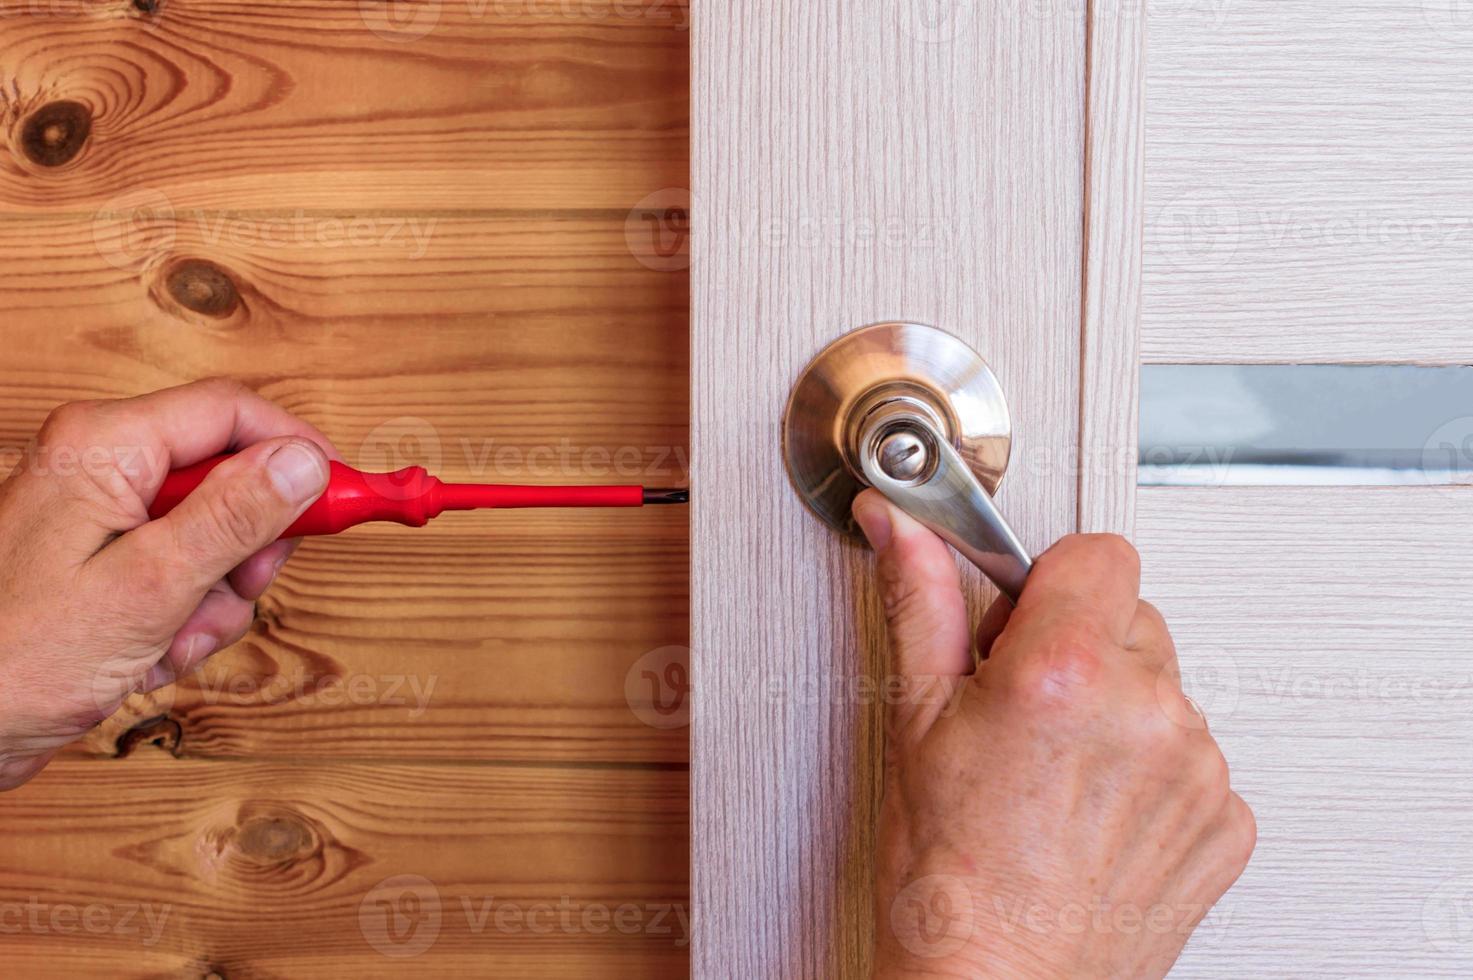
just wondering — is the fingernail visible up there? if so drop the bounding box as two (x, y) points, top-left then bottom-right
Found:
(183, 634), (218, 671)
(853, 495), (893, 551)
(267, 442), (327, 504)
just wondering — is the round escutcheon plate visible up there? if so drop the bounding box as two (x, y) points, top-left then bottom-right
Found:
(781, 322), (1014, 538)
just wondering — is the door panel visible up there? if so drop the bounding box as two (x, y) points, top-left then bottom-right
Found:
(1144, 0), (1473, 363)
(1081, 0), (1146, 533)
(1139, 487), (1473, 976)
(1143, 0), (1473, 974)
(692, 1), (1088, 973)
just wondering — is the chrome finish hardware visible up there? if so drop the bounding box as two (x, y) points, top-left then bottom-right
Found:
(782, 322), (1034, 602)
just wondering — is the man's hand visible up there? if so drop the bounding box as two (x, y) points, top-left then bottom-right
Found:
(0, 379), (338, 790)
(853, 490), (1256, 979)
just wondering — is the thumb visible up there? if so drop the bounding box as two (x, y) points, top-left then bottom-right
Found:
(102, 438), (329, 623)
(852, 490), (973, 739)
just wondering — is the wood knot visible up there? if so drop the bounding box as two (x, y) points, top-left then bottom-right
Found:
(235, 814), (315, 863)
(20, 100), (92, 168)
(199, 800), (367, 893)
(165, 259), (240, 318)
(133, 0), (163, 12)
(115, 715), (183, 759)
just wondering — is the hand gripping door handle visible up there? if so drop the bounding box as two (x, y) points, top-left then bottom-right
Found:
(781, 322), (1034, 604)
(856, 408), (1033, 604)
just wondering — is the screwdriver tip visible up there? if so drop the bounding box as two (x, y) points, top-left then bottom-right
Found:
(643, 488), (690, 505)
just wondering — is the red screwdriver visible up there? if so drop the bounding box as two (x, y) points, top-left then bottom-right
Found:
(149, 454), (689, 540)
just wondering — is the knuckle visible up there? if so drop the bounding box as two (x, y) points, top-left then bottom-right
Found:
(1003, 627), (1106, 708)
(38, 401), (99, 446)
(1189, 744), (1233, 798)
(1038, 532), (1140, 571)
(1136, 599), (1166, 628)
(1085, 533), (1141, 573)
(197, 482), (273, 554)
(1132, 601), (1175, 650)
(198, 376), (250, 400)
(1124, 696), (1182, 747)
(1223, 795), (1259, 867)
(877, 562), (926, 626)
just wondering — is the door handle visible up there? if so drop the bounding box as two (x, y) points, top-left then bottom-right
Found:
(782, 322), (1033, 602)
(856, 405), (1033, 603)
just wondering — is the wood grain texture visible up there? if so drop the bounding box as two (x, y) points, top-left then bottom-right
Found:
(692, 1), (1085, 974)
(1143, 0), (1473, 364)
(0, 0), (689, 212)
(64, 510), (689, 765)
(1078, 0), (1143, 534)
(1137, 486), (1473, 977)
(0, 214), (688, 460)
(0, 756), (689, 978)
(0, 1), (690, 976)
(0, 214), (690, 767)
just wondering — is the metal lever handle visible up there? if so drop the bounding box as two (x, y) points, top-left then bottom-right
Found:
(858, 412), (1033, 603)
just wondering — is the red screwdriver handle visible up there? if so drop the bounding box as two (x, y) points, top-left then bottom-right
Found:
(148, 454), (648, 540)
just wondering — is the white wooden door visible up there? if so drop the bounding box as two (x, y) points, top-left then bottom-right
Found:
(694, 0), (1469, 976)
(692, 1), (1132, 975)
(1141, 2), (1473, 976)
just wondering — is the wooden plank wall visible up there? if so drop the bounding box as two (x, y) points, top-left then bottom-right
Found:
(1142, 1), (1473, 974)
(0, 1), (691, 976)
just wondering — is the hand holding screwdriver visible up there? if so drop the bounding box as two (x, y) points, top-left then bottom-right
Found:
(0, 380), (338, 788)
